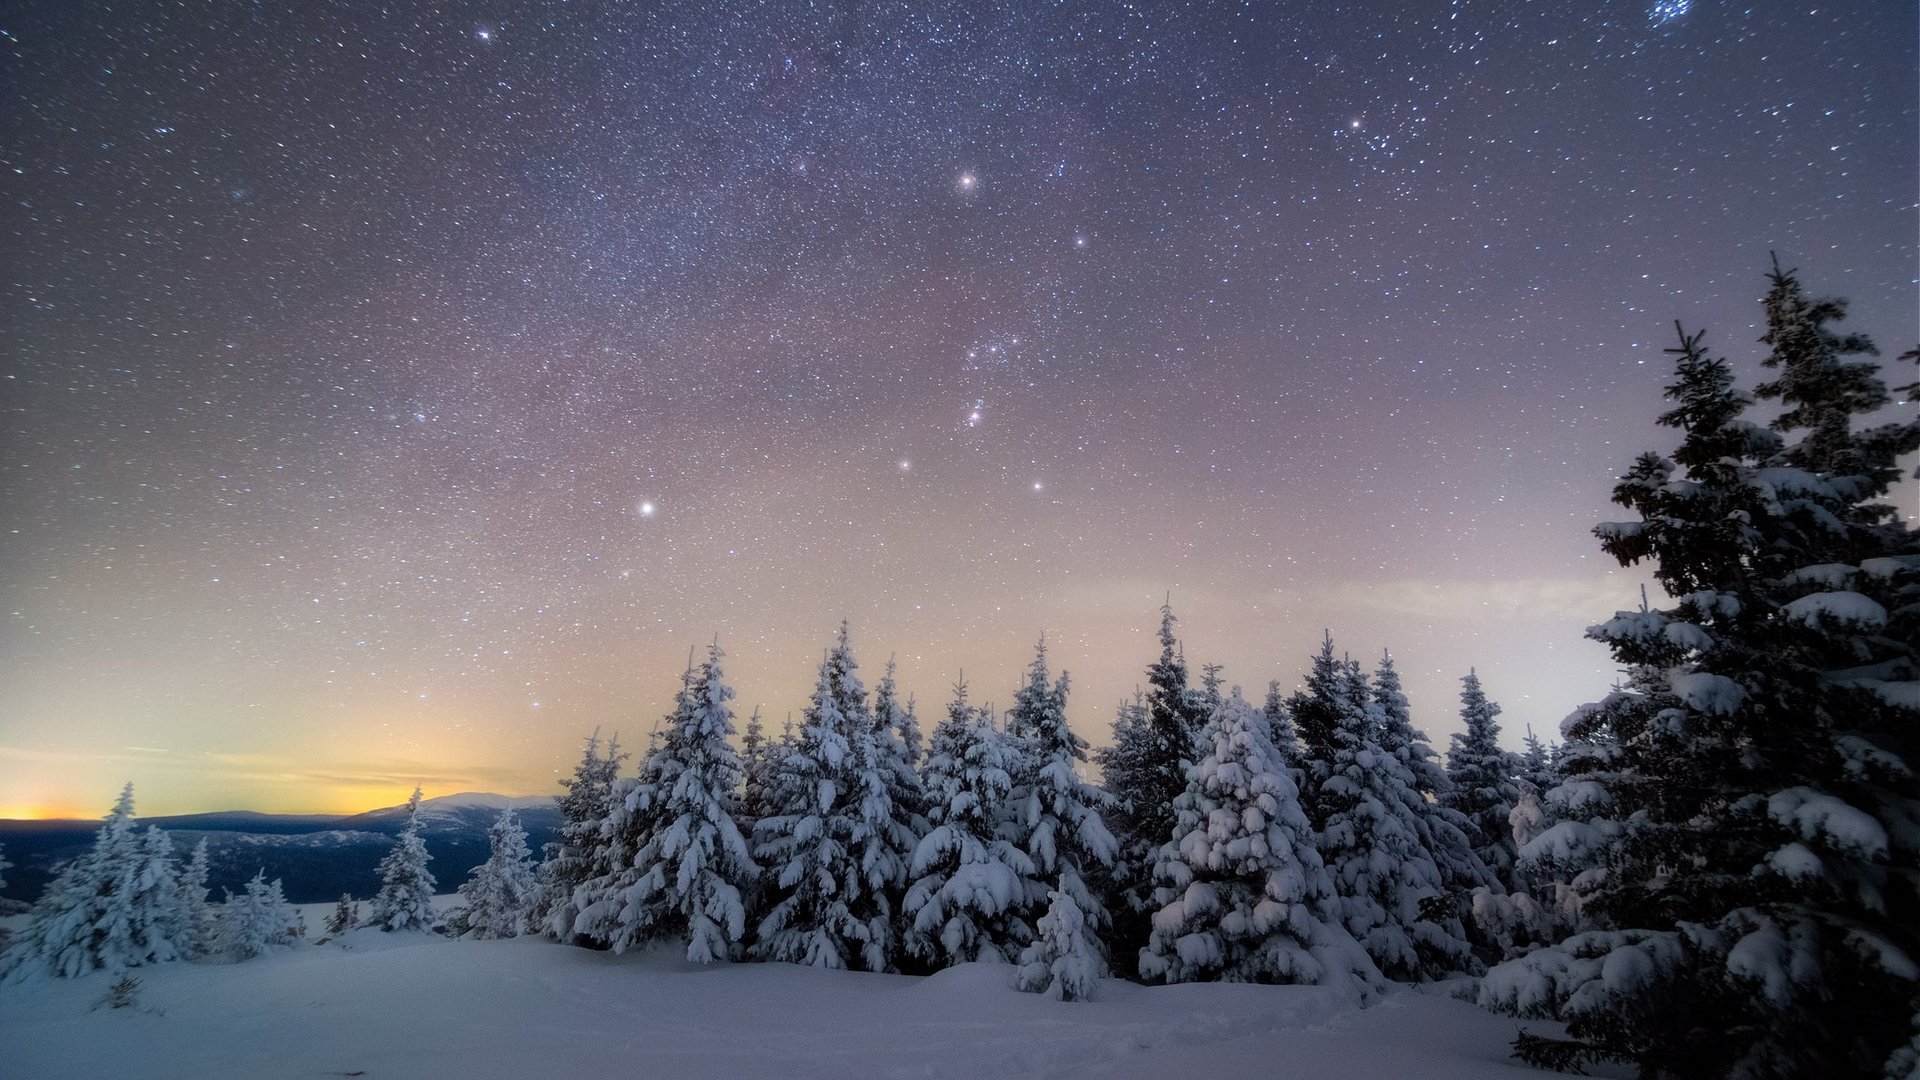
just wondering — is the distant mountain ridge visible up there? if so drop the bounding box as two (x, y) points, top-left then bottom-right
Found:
(0, 792), (564, 907)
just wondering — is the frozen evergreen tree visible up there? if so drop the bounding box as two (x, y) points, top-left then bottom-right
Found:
(1139, 689), (1379, 994)
(573, 643), (758, 961)
(217, 871), (301, 960)
(325, 894), (358, 936)
(132, 825), (188, 955)
(538, 729), (625, 941)
(1516, 726), (1557, 796)
(1318, 661), (1473, 980)
(1287, 632), (1350, 828)
(1370, 652), (1493, 935)
(1016, 880), (1103, 1001)
(370, 787), (437, 932)
(1757, 252), (1916, 512)
(1197, 662), (1227, 713)
(1100, 603), (1209, 953)
(1444, 670), (1521, 887)
(753, 623), (904, 971)
(739, 706), (777, 824)
(1003, 640), (1117, 967)
(898, 692), (926, 767)
(902, 678), (1034, 966)
(869, 657), (930, 924)
(1093, 690), (1157, 969)
(1483, 271), (1920, 1078)
(453, 808), (540, 940)
(1, 784), (187, 980)
(1136, 603), (1203, 855)
(1262, 680), (1299, 766)
(0, 841), (9, 891)
(177, 838), (215, 958)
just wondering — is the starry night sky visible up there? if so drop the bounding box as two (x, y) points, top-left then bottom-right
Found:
(3, 0), (1914, 816)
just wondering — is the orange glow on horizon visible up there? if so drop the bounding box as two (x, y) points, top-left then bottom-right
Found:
(0, 803), (96, 822)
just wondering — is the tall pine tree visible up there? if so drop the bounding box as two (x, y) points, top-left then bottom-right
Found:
(1444, 670), (1521, 888)
(1483, 266), (1920, 1077)
(1288, 632), (1350, 829)
(1317, 661), (1472, 980)
(370, 787), (436, 932)
(902, 677), (1034, 966)
(538, 730), (625, 941)
(1139, 689), (1378, 994)
(753, 623), (903, 971)
(573, 643), (758, 961)
(1003, 640), (1117, 970)
(1093, 690), (1157, 969)
(452, 807), (540, 940)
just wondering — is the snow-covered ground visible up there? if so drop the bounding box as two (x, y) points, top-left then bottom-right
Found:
(2, 902), (1611, 1080)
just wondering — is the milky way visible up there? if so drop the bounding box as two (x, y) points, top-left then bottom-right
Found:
(3, 1), (1913, 815)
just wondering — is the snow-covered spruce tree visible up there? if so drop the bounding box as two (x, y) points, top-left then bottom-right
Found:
(1017, 878), (1103, 1001)
(132, 825), (188, 954)
(1262, 680), (1300, 767)
(217, 871), (301, 961)
(574, 643), (758, 962)
(1092, 690), (1157, 969)
(1286, 632), (1349, 829)
(739, 706), (777, 824)
(1443, 669), (1521, 888)
(1133, 603), (1204, 862)
(869, 657), (930, 933)
(1139, 689), (1379, 994)
(0, 841), (9, 891)
(1371, 652), (1492, 905)
(177, 838), (216, 959)
(753, 623), (904, 971)
(1514, 726), (1557, 798)
(538, 729), (625, 941)
(370, 787), (437, 932)
(452, 807), (540, 940)
(1003, 640), (1117, 970)
(1482, 278), (1920, 1077)
(1, 784), (187, 980)
(898, 692), (925, 767)
(1314, 659), (1472, 981)
(1098, 605), (1209, 965)
(902, 678), (1035, 966)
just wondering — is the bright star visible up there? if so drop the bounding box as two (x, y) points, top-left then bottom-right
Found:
(957, 172), (977, 191)
(638, 501), (656, 517)
(898, 460), (912, 472)
(475, 27), (493, 41)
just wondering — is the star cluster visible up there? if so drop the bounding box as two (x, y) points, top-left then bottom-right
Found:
(2, 1), (1913, 815)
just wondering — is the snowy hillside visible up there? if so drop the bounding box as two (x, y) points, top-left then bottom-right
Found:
(1, 902), (1614, 1080)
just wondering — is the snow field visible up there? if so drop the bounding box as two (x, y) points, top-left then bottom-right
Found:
(2, 907), (1607, 1080)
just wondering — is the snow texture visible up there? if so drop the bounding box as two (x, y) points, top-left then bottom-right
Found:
(1781, 590), (1889, 630)
(1, 898), (1587, 1080)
